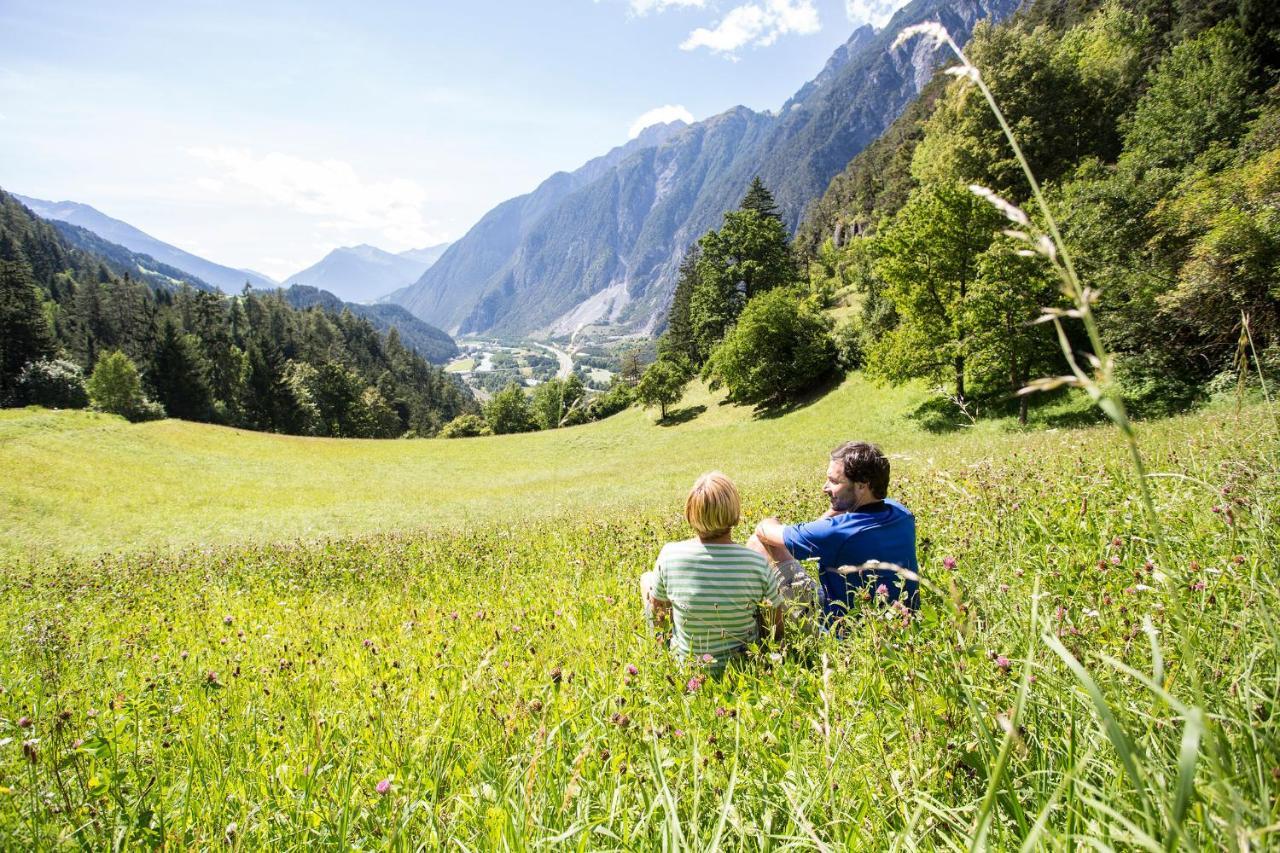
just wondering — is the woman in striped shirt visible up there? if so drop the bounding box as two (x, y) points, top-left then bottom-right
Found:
(641, 472), (784, 673)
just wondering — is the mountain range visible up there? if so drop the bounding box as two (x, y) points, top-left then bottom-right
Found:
(386, 0), (1021, 339)
(13, 194), (278, 293)
(282, 242), (450, 305)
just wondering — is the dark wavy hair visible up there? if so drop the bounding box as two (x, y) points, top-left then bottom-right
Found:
(830, 440), (890, 499)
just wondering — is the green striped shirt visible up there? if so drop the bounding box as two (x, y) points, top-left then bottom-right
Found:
(652, 540), (782, 666)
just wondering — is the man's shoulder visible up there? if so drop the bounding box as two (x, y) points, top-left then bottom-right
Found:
(885, 498), (915, 519)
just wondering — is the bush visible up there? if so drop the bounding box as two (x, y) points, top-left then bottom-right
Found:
(584, 377), (636, 421)
(439, 413), (493, 438)
(85, 350), (165, 422)
(484, 383), (537, 434)
(704, 289), (836, 407)
(16, 358), (88, 409)
(832, 319), (864, 371)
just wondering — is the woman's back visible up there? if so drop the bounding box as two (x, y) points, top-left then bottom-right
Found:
(652, 539), (779, 667)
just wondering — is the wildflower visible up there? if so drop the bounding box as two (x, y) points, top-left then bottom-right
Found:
(625, 664), (638, 676)
(449, 611), (459, 621)
(225, 822), (238, 840)
(715, 706), (728, 718)
(1110, 555), (1121, 566)
(180, 650), (189, 660)
(1190, 580), (1206, 592)
(701, 654), (714, 665)
(550, 667), (563, 684)
(1054, 606), (1066, 620)
(17, 716), (31, 729)
(943, 556), (957, 570)
(686, 676), (704, 693)
(362, 639), (374, 649)
(223, 616), (233, 626)
(673, 728), (685, 737)
(23, 740), (38, 763)
(375, 778), (392, 795)
(999, 584), (1010, 593)
(995, 655), (1011, 672)
(875, 583), (889, 599)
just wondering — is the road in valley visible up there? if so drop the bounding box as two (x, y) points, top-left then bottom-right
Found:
(534, 343), (574, 380)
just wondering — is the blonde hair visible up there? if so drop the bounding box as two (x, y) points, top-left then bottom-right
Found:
(685, 471), (741, 539)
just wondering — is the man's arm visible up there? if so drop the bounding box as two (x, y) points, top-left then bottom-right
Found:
(753, 517), (787, 548)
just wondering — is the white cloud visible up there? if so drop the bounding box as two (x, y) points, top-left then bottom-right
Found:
(185, 146), (438, 249)
(628, 104), (694, 138)
(680, 0), (820, 56)
(628, 0), (706, 13)
(845, 0), (911, 29)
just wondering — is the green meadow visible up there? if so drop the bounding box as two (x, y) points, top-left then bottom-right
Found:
(5, 377), (948, 562)
(1, 382), (1278, 848)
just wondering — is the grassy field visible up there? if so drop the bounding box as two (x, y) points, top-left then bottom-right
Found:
(1, 376), (954, 561)
(1, 380), (1277, 847)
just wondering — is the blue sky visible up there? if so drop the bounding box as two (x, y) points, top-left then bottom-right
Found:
(0, 0), (910, 279)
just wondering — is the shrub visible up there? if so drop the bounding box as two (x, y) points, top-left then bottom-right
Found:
(584, 377), (635, 421)
(832, 319), (864, 371)
(85, 350), (165, 422)
(439, 413), (493, 438)
(704, 289), (836, 406)
(484, 383), (537, 434)
(16, 358), (88, 409)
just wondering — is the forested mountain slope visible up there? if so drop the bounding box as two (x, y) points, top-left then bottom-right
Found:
(14, 193), (277, 293)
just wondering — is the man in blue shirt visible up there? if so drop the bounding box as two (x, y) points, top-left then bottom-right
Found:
(748, 440), (918, 620)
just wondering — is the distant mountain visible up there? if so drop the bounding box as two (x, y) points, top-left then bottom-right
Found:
(12, 194), (277, 294)
(276, 284), (458, 364)
(388, 0), (1019, 338)
(397, 243), (451, 266)
(384, 120), (690, 331)
(43, 218), (219, 293)
(283, 244), (439, 305)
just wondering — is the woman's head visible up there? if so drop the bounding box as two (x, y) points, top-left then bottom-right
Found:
(685, 471), (741, 540)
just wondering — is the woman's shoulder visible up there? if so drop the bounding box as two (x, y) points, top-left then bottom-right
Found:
(657, 538), (705, 559)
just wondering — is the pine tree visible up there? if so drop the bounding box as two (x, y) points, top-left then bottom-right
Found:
(659, 244), (700, 364)
(150, 317), (214, 421)
(740, 176), (781, 220)
(0, 234), (54, 400)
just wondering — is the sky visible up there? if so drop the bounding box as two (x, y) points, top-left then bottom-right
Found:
(0, 0), (912, 280)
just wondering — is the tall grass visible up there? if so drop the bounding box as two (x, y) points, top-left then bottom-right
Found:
(0, 404), (1275, 847)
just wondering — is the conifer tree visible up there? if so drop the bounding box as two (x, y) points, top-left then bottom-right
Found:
(0, 234), (54, 400)
(740, 176), (781, 220)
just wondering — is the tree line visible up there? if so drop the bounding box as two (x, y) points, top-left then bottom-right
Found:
(0, 190), (475, 437)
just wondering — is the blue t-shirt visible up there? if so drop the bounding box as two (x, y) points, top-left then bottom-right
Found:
(782, 499), (919, 617)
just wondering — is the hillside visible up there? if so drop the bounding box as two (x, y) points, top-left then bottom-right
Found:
(13, 193), (277, 293)
(276, 284), (458, 364)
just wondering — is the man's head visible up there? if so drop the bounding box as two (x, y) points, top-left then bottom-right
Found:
(685, 471), (741, 539)
(826, 441), (890, 512)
